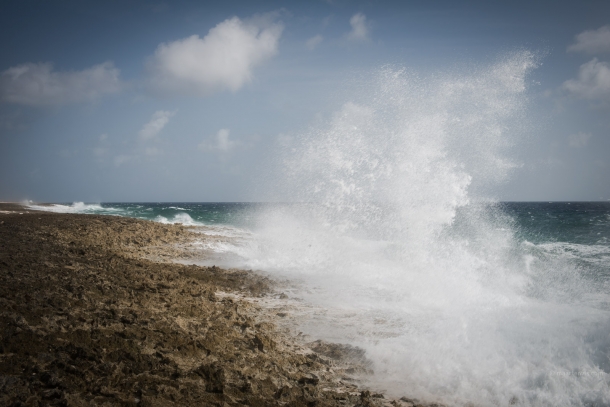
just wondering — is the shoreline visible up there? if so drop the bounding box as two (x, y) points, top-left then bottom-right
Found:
(0, 203), (435, 407)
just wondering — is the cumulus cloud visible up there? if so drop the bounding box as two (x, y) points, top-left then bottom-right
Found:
(0, 62), (121, 106)
(198, 128), (241, 152)
(139, 110), (175, 140)
(563, 58), (610, 100)
(306, 35), (323, 50)
(568, 132), (592, 148)
(347, 13), (370, 42)
(568, 25), (610, 55)
(147, 14), (283, 95)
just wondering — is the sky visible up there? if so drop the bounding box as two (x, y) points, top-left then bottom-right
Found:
(0, 0), (609, 202)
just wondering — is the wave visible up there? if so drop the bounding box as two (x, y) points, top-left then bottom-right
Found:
(154, 212), (204, 226)
(26, 201), (122, 214)
(239, 52), (610, 406)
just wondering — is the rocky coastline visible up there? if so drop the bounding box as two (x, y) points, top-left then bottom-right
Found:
(0, 203), (438, 407)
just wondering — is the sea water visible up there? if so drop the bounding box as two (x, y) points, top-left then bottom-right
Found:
(28, 51), (610, 406)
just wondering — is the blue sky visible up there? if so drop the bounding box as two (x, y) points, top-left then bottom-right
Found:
(1, 0), (609, 202)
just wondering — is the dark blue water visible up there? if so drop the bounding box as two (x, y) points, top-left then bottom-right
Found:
(502, 202), (610, 246)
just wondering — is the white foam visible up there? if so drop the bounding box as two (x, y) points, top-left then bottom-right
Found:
(195, 225), (252, 239)
(27, 202), (121, 214)
(154, 212), (203, 226)
(234, 52), (610, 406)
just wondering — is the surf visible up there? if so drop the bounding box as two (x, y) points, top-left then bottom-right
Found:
(241, 51), (610, 406)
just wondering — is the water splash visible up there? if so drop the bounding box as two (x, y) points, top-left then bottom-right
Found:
(243, 51), (610, 406)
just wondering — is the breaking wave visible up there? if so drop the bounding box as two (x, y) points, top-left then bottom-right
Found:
(239, 52), (610, 406)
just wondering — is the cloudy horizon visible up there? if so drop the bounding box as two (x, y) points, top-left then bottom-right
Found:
(1, 1), (609, 202)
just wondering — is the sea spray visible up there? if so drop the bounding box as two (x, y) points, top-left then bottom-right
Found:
(242, 51), (610, 406)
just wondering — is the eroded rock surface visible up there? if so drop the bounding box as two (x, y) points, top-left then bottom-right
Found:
(0, 206), (438, 407)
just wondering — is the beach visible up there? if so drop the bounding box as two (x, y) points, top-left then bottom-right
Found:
(0, 203), (428, 407)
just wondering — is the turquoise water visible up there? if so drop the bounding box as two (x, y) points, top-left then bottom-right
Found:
(28, 201), (610, 286)
(29, 201), (610, 247)
(29, 200), (610, 293)
(28, 201), (261, 227)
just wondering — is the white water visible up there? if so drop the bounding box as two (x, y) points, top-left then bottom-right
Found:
(154, 212), (205, 226)
(237, 52), (610, 406)
(26, 201), (115, 213)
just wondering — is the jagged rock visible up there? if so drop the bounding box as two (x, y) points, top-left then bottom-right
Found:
(0, 204), (437, 407)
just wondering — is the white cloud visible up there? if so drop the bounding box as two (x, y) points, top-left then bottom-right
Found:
(199, 128), (241, 152)
(568, 132), (592, 148)
(347, 13), (370, 42)
(216, 129), (236, 151)
(147, 14), (283, 95)
(567, 25), (610, 55)
(139, 110), (175, 140)
(0, 62), (121, 106)
(306, 35), (323, 50)
(563, 58), (610, 100)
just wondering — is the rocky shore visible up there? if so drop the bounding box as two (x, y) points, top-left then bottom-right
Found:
(0, 204), (437, 407)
